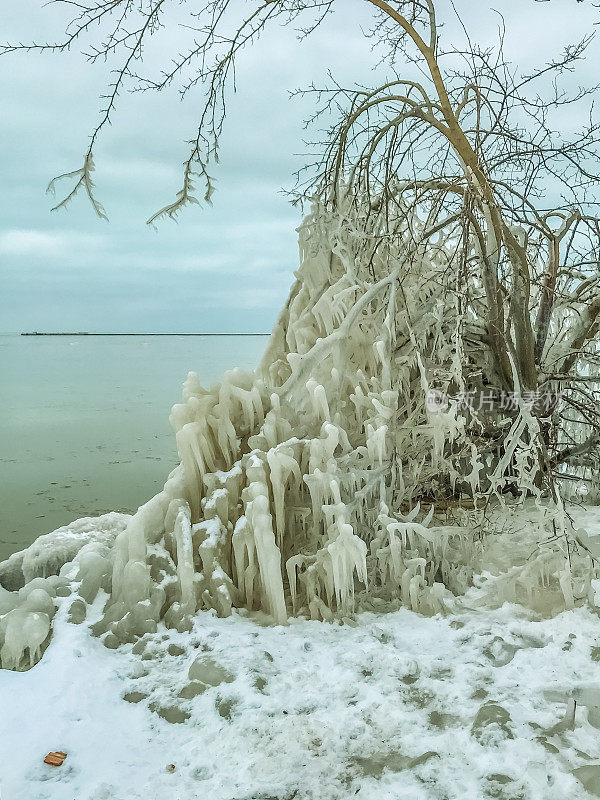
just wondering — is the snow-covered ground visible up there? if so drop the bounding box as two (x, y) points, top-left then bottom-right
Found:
(1, 583), (600, 799)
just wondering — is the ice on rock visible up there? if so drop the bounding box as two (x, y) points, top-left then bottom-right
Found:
(178, 681), (206, 699)
(149, 702), (190, 724)
(0, 573), (64, 669)
(0, 609), (50, 670)
(22, 588), (55, 619)
(68, 598), (87, 624)
(572, 764), (600, 797)
(187, 655), (234, 686)
(0, 513), (128, 591)
(0, 586), (18, 616)
(471, 702), (514, 744)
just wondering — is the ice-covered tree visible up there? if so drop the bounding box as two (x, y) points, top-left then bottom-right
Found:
(1, 0), (600, 668)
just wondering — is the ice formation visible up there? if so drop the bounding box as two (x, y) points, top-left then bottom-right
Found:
(0, 200), (598, 669)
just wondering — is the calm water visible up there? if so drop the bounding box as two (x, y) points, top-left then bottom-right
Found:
(0, 334), (268, 561)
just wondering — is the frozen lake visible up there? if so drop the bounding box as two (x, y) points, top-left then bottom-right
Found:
(0, 334), (268, 561)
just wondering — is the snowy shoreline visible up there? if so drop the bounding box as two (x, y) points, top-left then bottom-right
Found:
(1, 584), (600, 799)
(1, 509), (600, 800)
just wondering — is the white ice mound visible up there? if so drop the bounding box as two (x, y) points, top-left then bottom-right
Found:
(0, 513), (129, 591)
(1, 202), (597, 670)
(0, 609), (50, 670)
(0, 514), (129, 669)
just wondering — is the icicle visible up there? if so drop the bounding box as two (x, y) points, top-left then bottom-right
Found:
(243, 465), (287, 623)
(267, 445), (301, 547)
(327, 522), (368, 613)
(173, 503), (195, 613)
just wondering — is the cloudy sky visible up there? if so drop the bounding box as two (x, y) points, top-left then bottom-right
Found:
(0, 0), (596, 333)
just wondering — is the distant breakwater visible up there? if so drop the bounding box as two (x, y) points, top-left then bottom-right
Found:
(21, 332), (270, 336)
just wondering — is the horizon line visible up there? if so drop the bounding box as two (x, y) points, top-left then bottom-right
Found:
(18, 332), (271, 337)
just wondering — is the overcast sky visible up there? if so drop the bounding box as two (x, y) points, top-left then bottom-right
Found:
(0, 0), (597, 333)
